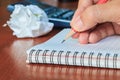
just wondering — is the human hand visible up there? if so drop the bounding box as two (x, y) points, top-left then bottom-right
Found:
(70, 0), (120, 44)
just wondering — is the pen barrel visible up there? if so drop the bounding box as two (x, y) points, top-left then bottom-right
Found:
(65, 29), (75, 40)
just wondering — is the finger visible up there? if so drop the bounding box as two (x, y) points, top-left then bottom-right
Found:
(72, 32), (80, 38)
(112, 22), (120, 34)
(77, 0), (93, 9)
(78, 31), (90, 44)
(89, 23), (115, 43)
(77, 0), (99, 9)
(72, 1), (120, 32)
(71, 0), (93, 25)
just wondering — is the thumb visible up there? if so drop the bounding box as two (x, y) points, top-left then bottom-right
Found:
(72, 1), (120, 32)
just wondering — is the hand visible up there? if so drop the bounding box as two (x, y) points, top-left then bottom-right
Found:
(70, 0), (120, 44)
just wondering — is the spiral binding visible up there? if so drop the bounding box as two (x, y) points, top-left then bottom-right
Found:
(28, 49), (119, 68)
(58, 50), (64, 64)
(29, 49), (35, 63)
(88, 52), (94, 67)
(113, 54), (118, 68)
(42, 50), (49, 63)
(65, 51), (71, 65)
(50, 50), (56, 64)
(105, 53), (110, 68)
(73, 51), (79, 65)
(96, 53), (102, 67)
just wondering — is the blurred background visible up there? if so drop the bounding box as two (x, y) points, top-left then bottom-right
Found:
(0, 0), (78, 10)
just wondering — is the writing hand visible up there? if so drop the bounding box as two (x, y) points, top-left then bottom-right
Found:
(70, 0), (120, 44)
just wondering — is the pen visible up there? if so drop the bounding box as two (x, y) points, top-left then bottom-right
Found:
(61, 0), (108, 43)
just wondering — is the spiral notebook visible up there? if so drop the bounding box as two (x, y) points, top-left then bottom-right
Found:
(26, 29), (120, 69)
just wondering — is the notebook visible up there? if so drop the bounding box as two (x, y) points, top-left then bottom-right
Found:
(26, 29), (120, 69)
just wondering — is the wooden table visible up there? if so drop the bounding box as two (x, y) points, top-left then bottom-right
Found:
(0, 0), (120, 80)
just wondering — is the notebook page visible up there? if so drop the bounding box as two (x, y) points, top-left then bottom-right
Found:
(27, 29), (120, 54)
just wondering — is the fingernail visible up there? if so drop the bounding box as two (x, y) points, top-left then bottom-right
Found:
(74, 16), (83, 30)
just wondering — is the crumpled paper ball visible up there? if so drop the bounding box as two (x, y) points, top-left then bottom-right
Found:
(6, 5), (54, 38)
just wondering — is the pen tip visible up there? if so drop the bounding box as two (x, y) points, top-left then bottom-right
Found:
(61, 40), (65, 43)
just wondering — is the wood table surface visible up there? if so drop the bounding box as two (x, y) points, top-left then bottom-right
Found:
(0, 0), (120, 80)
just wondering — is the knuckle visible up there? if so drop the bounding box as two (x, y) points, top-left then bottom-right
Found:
(114, 17), (120, 25)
